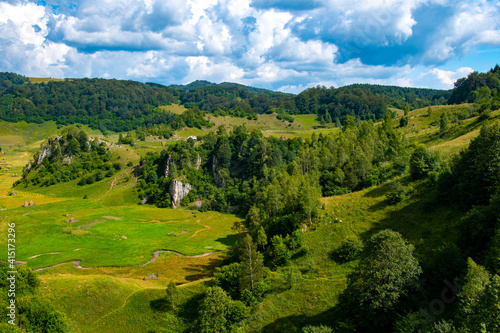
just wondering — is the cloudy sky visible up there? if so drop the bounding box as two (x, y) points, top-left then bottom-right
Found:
(0, 0), (499, 93)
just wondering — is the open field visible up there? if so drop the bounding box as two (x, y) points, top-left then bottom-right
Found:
(0, 122), (242, 332)
(1, 201), (240, 269)
(158, 104), (188, 115)
(156, 105), (325, 140)
(28, 77), (67, 84)
(37, 250), (227, 286)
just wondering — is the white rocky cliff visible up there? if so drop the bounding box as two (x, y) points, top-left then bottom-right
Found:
(169, 179), (192, 209)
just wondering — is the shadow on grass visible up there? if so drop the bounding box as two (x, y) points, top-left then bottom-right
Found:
(177, 292), (205, 322)
(215, 233), (238, 247)
(150, 297), (169, 312)
(260, 305), (342, 333)
(184, 257), (223, 282)
(363, 183), (390, 198)
(290, 247), (308, 260)
(360, 182), (466, 258)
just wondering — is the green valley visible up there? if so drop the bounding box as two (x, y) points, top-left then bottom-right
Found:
(0, 65), (499, 332)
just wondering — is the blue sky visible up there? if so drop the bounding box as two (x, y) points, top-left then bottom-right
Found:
(0, 0), (499, 93)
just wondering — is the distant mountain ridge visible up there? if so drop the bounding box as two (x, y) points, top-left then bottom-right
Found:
(170, 80), (281, 94)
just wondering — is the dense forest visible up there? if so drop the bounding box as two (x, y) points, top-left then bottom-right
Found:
(0, 72), (456, 134)
(449, 65), (500, 104)
(343, 83), (451, 109)
(136, 112), (406, 213)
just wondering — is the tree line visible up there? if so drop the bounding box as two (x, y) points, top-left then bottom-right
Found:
(0, 72), (457, 133)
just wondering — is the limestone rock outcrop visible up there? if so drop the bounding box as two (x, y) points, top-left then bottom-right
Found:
(164, 153), (173, 177)
(169, 179), (192, 208)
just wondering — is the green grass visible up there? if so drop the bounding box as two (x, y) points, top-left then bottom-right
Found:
(392, 105), (500, 158)
(242, 181), (464, 332)
(292, 114), (320, 129)
(1, 200), (240, 268)
(174, 127), (207, 139)
(29, 77), (67, 84)
(36, 251), (227, 286)
(39, 274), (208, 333)
(158, 104), (188, 115)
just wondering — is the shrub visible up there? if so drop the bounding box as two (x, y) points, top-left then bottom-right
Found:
(336, 238), (363, 262)
(386, 182), (406, 204)
(410, 146), (440, 180)
(113, 162), (122, 170)
(303, 325), (334, 333)
(85, 175), (95, 184)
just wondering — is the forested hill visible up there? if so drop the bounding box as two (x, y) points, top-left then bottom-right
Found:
(0, 73), (181, 131)
(449, 64), (500, 104)
(170, 79), (277, 94)
(0, 70), (479, 132)
(342, 83), (451, 109)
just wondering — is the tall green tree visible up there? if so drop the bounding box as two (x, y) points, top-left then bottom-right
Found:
(404, 103), (410, 116)
(165, 281), (178, 311)
(198, 287), (233, 333)
(382, 111), (394, 135)
(409, 146), (440, 180)
(239, 235), (265, 291)
(440, 112), (450, 136)
(456, 259), (500, 332)
(256, 226), (268, 251)
(300, 179), (321, 226)
(198, 287), (248, 333)
(446, 123), (500, 206)
(270, 235), (291, 269)
(342, 229), (422, 330)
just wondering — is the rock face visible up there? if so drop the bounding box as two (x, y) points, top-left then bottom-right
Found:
(36, 145), (51, 166)
(164, 154), (173, 177)
(169, 179), (192, 208)
(62, 155), (73, 164)
(195, 154), (202, 170)
(212, 156), (226, 188)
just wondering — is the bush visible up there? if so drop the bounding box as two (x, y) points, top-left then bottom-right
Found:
(386, 182), (406, 204)
(303, 325), (334, 333)
(95, 171), (104, 181)
(270, 235), (291, 269)
(336, 238), (363, 262)
(410, 146), (440, 180)
(113, 162), (122, 170)
(85, 175), (95, 185)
